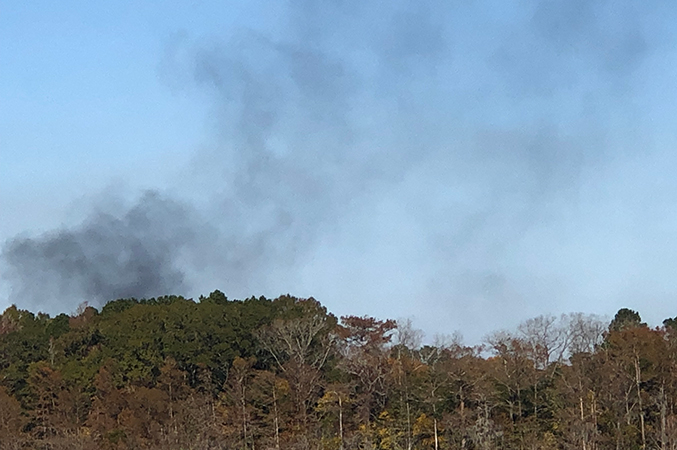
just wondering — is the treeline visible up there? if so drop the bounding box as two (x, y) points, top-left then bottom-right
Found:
(0, 293), (676, 450)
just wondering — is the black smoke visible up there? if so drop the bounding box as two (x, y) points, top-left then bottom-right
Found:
(3, 192), (197, 304)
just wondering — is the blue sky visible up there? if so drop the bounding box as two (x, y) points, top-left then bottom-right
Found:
(3, 1), (677, 342)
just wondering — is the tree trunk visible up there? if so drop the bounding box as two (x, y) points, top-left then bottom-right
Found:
(661, 384), (667, 450)
(338, 394), (344, 450)
(634, 354), (646, 450)
(273, 383), (281, 450)
(242, 384), (248, 450)
(433, 403), (439, 450)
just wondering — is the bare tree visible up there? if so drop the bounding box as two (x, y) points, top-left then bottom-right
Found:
(518, 314), (570, 370)
(565, 313), (607, 357)
(257, 298), (335, 431)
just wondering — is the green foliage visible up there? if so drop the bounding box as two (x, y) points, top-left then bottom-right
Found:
(45, 313), (70, 338)
(609, 307), (645, 332)
(100, 298), (139, 317)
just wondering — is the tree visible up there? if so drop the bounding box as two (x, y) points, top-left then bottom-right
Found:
(604, 325), (667, 450)
(257, 297), (336, 434)
(391, 319), (425, 450)
(316, 384), (350, 450)
(251, 370), (290, 450)
(222, 356), (256, 450)
(337, 315), (396, 444)
(0, 385), (23, 447)
(609, 308), (645, 333)
(27, 361), (65, 438)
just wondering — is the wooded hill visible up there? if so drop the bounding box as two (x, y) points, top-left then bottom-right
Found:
(0, 292), (674, 450)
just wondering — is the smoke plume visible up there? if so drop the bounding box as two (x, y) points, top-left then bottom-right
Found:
(4, 0), (677, 340)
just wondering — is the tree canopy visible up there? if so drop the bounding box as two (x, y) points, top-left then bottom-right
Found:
(0, 295), (674, 450)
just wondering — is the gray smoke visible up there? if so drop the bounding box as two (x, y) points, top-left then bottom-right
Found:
(3, 0), (677, 339)
(3, 192), (199, 304)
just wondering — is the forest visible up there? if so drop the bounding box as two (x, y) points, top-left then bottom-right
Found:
(0, 292), (675, 450)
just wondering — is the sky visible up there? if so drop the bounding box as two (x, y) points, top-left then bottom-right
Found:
(3, 0), (677, 343)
